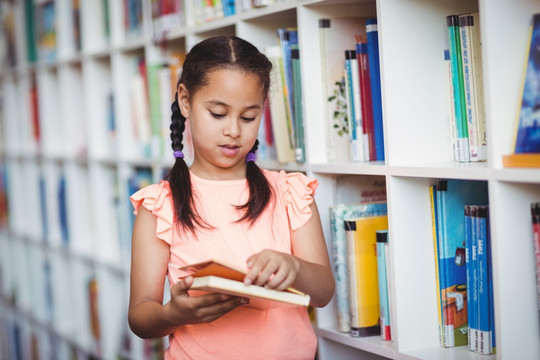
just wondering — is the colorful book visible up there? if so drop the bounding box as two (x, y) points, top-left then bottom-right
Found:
(376, 230), (391, 340)
(356, 37), (375, 161)
(446, 15), (470, 162)
(344, 215), (387, 337)
(265, 45), (296, 163)
(365, 18), (385, 161)
(432, 179), (488, 347)
(344, 49), (364, 161)
(444, 49), (459, 161)
(329, 201), (387, 332)
(319, 17), (367, 162)
(513, 13), (540, 154)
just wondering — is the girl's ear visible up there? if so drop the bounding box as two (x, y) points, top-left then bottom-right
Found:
(177, 83), (191, 119)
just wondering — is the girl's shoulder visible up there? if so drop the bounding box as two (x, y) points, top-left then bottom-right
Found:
(261, 168), (318, 196)
(130, 180), (172, 215)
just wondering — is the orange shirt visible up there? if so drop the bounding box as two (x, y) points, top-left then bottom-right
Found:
(130, 169), (319, 359)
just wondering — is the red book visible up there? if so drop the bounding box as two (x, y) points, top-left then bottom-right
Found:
(355, 35), (376, 161)
(30, 80), (40, 144)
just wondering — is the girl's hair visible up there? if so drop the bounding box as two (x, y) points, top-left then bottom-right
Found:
(164, 36), (273, 233)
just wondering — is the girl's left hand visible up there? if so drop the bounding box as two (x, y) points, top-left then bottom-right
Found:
(244, 249), (301, 291)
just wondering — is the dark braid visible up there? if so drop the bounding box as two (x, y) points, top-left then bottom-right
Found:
(164, 36), (273, 233)
(235, 139), (273, 223)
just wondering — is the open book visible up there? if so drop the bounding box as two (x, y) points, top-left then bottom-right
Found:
(179, 260), (311, 307)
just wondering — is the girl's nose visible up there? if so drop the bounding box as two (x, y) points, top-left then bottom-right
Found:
(224, 117), (241, 138)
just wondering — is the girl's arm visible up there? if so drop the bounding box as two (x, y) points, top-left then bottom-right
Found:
(245, 200), (335, 307)
(128, 206), (247, 339)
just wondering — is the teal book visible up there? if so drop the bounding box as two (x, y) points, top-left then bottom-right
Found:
(446, 15), (470, 162)
(24, 0), (37, 63)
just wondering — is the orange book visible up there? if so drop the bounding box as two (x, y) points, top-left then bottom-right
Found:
(179, 260), (310, 307)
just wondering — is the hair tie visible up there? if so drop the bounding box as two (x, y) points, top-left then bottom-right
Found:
(173, 150), (184, 159)
(246, 152), (256, 163)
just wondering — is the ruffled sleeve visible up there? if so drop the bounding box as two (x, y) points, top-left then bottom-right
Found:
(130, 180), (174, 245)
(279, 171), (319, 231)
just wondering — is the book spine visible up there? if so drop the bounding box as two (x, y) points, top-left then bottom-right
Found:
(446, 15), (470, 162)
(291, 46), (305, 163)
(345, 219), (361, 337)
(356, 40), (375, 161)
(477, 205), (493, 354)
(444, 49), (458, 162)
(464, 205), (473, 350)
(429, 185), (445, 346)
(344, 50), (362, 161)
(436, 181), (451, 346)
(349, 51), (364, 162)
(532, 202), (540, 327)
(376, 230), (391, 340)
(366, 19), (384, 161)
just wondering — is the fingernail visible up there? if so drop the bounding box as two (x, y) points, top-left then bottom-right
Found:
(244, 278), (252, 285)
(220, 294), (231, 301)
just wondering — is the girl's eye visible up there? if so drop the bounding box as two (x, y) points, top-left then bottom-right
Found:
(241, 117), (256, 122)
(210, 112), (226, 119)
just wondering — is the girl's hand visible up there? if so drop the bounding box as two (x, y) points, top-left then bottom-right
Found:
(244, 250), (301, 291)
(167, 276), (248, 325)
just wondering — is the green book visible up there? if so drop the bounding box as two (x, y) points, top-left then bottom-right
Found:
(291, 45), (305, 163)
(24, 0), (37, 63)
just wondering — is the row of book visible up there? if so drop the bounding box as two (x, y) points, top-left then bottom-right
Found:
(444, 13), (487, 163)
(321, 17), (385, 163)
(263, 28), (306, 164)
(429, 180), (495, 354)
(151, 0), (185, 39)
(328, 177), (390, 340)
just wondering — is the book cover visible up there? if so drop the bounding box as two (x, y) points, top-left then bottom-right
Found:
(319, 17), (367, 162)
(376, 230), (391, 340)
(329, 202), (387, 332)
(446, 15), (470, 162)
(179, 259), (310, 307)
(344, 215), (387, 337)
(435, 179), (488, 347)
(365, 19), (385, 161)
(513, 13), (540, 154)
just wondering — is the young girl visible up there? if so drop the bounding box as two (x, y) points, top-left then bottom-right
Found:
(128, 36), (335, 359)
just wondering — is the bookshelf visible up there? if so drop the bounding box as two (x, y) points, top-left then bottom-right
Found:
(0, 0), (539, 359)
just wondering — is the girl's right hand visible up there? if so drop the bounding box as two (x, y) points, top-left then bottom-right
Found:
(167, 276), (248, 325)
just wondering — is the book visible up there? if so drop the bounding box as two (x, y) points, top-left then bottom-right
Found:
(265, 45), (296, 163)
(444, 49), (459, 161)
(291, 46), (306, 163)
(344, 49), (364, 161)
(179, 259), (310, 307)
(356, 36), (375, 161)
(532, 202), (540, 327)
(512, 13), (540, 154)
(329, 201), (388, 332)
(376, 230), (391, 340)
(458, 13), (487, 162)
(431, 179), (488, 347)
(319, 17), (367, 162)
(365, 19), (385, 161)
(446, 15), (470, 162)
(344, 215), (387, 337)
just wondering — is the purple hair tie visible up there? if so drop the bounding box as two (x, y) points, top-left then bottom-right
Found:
(246, 152), (256, 163)
(173, 150), (184, 159)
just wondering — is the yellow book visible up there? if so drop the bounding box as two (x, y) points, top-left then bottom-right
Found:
(344, 215), (387, 337)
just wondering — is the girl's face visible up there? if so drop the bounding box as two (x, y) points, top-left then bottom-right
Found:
(178, 68), (265, 180)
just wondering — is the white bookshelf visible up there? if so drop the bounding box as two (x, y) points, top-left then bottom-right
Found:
(0, 0), (539, 359)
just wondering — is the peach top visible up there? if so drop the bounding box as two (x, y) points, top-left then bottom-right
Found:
(130, 169), (319, 360)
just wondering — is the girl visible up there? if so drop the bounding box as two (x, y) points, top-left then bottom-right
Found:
(128, 36), (335, 359)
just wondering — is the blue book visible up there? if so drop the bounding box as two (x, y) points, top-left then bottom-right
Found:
(329, 202), (387, 333)
(58, 174), (69, 246)
(436, 180), (488, 347)
(464, 205), (475, 351)
(514, 14), (540, 153)
(366, 18), (384, 161)
(277, 28), (298, 151)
